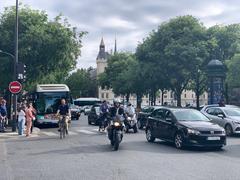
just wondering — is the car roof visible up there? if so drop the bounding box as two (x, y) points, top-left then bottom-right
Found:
(201, 104), (239, 111)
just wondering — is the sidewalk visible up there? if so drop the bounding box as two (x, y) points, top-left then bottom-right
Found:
(0, 127), (40, 139)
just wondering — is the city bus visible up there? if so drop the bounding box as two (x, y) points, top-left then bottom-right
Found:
(33, 84), (71, 125)
(73, 97), (101, 115)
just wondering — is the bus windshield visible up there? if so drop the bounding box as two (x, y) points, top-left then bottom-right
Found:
(35, 92), (70, 115)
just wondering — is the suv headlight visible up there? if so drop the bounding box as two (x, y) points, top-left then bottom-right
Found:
(222, 129), (226, 135)
(232, 121), (240, 125)
(187, 128), (200, 135)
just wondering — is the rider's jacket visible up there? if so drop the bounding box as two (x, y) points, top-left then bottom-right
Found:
(109, 106), (124, 118)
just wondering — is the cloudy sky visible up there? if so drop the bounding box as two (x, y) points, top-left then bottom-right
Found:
(1, 0), (240, 69)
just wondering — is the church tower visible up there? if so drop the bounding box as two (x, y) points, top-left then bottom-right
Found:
(96, 38), (109, 76)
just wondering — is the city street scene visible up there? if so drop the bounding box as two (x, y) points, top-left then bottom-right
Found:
(1, 0), (240, 180)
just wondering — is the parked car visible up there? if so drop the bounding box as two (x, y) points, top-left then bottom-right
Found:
(88, 104), (101, 125)
(70, 104), (81, 120)
(137, 106), (161, 129)
(146, 107), (226, 149)
(201, 106), (240, 136)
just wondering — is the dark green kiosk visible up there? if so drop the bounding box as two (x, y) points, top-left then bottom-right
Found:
(206, 59), (226, 105)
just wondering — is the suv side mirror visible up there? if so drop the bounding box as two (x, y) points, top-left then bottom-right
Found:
(217, 114), (224, 119)
(166, 117), (172, 122)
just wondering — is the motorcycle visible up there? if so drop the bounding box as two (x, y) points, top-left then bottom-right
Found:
(107, 117), (124, 151)
(124, 114), (138, 133)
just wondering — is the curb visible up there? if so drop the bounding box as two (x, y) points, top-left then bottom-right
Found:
(0, 127), (41, 138)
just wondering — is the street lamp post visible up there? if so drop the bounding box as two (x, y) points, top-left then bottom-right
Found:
(0, 0), (19, 132)
(12, 0), (19, 132)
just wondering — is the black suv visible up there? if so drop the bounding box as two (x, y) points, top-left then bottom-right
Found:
(146, 107), (226, 149)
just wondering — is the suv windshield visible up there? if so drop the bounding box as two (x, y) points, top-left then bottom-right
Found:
(173, 109), (209, 121)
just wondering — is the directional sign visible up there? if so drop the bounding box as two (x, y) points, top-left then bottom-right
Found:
(9, 81), (22, 94)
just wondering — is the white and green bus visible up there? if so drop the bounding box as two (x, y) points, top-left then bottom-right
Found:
(32, 84), (71, 125)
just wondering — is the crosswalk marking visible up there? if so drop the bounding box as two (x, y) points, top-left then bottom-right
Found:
(75, 129), (97, 135)
(68, 131), (78, 136)
(41, 132), (58, 136)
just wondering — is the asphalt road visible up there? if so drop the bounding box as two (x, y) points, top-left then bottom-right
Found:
(1, 115), (240, 180)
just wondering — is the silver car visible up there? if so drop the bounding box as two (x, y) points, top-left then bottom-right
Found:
(201, 106), (240, 136)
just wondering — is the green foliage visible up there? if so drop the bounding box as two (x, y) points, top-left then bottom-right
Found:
(98, 53), (138, 96)
(226, 54), (240, 88)
(65, 69), (97, 98)
(137, 15), (208, 106)
(0, 5), (86, 92)
(207, 24), (240, 61)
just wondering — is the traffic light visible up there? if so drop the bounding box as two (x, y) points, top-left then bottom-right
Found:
(17, 61), (26, 82)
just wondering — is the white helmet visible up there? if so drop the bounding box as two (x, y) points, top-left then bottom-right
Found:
(113, 98), (121, 104)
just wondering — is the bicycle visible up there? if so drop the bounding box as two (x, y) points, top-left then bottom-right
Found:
(59, 115), (68, 139)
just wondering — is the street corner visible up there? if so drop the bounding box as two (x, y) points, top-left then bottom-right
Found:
(0, 127), (40, 139)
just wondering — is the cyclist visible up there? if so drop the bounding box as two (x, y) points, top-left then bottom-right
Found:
(56, 99), (71, 134)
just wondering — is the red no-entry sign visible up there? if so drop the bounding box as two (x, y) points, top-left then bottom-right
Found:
(9, 81), (22, 94)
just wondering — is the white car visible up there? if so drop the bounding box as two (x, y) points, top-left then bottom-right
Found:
(201, 106), (240, 136)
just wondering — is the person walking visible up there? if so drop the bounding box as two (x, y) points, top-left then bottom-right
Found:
(17, 105), (26, 135)
(28, 102), (36, 134)
(25, 103), (34, 137)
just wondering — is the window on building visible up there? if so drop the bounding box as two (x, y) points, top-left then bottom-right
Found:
(170, 92), (173, 98)
(106, 93), (109, 99)
(164, 95), (167, 99)
(184, 94), (187, 98)
(101, 93), (104, 99)
(192, 94), (194, 98)
(203, 94), (205, 99)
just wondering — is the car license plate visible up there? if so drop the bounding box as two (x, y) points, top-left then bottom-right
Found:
(207, 137), (220, 140)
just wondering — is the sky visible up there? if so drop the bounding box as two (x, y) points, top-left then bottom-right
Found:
(1, 0), (240, 69)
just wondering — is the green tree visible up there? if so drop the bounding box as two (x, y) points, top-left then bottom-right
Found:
(98, 53), (141, 102)
(137, 15), (208, 107)
(65, 69), (97, 98)
(226, 54), (240, 88)
(0, 5), (85, 92)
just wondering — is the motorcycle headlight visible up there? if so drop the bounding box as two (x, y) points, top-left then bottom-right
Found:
(127, 117), (131, 120)
(114, 122), (120, 126)
(187, 128), (200, 135)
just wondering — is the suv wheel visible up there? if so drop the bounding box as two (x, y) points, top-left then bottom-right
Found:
(225, 124), (233, 136)
(146, 128), (155, 142)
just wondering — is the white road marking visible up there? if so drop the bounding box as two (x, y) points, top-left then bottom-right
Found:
(76, 129), (97, 135)
(41, 132), (58, 136)
(68, 131), (78, 135)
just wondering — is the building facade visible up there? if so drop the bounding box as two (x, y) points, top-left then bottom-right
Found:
(96, 38), (208, 107)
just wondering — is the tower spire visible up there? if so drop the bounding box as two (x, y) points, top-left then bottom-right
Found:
(114, 37), (117, 54)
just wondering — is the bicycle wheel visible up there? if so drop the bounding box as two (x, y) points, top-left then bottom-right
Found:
(62, 124), (66, 138)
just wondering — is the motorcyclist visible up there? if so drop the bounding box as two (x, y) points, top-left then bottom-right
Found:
(99, 100), (109, 131)
(109, 99), (125, 121)
(56, 99), (71, 134)
(125, 102), (135, 117)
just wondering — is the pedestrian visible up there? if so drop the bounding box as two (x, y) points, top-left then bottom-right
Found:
(1, 99), (8, 128)
(25, 103), (34, 137)
(0, 100), (7, 132)
(28, 102), (36, 134)
(17, 105), (26, 135)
